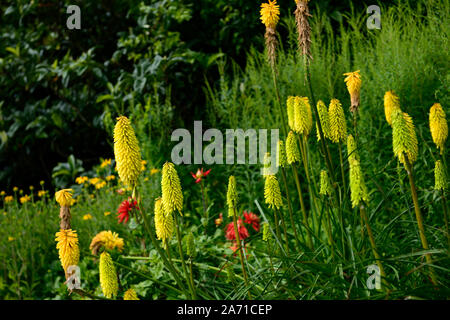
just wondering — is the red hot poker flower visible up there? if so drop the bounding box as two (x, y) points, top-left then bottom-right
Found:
(243, 211), (260, 232)
(117, 198), (139, 224)
(190, 168), (211, 184)
(225, 218), (249, 241)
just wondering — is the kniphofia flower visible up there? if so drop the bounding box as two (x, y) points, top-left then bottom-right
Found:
(384, 90), (400, 126)
(161, 162), (183, 215)
(260, 0), (280, 29)
(226, 176), (238, 217)
(264, 175), (283, 209)
(329, 99), (347, 143)
(113, 116), (142, 188)
(429, 103), (448, 154)
(319, 170), (332, 196)
(260, 0), (280, 68)
(124, 288), (139, 300)
(190, 168), (211, 183)
(343, 70), (361, 113)
(391, 109), (418, 165)
(55, 189), (74, 207)
(287, 96), (296, 130)
(434, 160), (447, 191)
(154, 198), (174, 248)
(293, 96), (313, 136)
(55, 229), (80, 274)
(348, 137), (369, 208)
(316, 100), (331, 141)
(286, 131), (300, 164)
(99, 251), (118, 299)
(262, 222), (272, 242)
(277, 140), (287, 168)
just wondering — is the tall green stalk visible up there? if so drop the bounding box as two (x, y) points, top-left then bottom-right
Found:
(174, 213), (197, 299)
(281, 167), (301, 250)
(359, 204), (388, 289)
(291, 163), (313, 249)
(403, 155), (437, 285)
(232, 207), (252, 299)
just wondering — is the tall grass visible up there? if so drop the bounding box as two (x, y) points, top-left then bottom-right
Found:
(204, 0), (449, 298)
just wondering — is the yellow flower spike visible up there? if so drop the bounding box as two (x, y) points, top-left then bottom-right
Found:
(429, 103), (448, 154)
(343, 70), (361, 113)
(349, 158), (369, 208)
(226, 176), (238, 217)
(124, 288), (139, 300)
(55, 229), (80, 274)
(329, 98), (347, 143)
(319, 170), (332, 196)
(316, 100), (331, 141)
(286, 131), (301, 164)
(90, 231), (124, 255)
(114, 116), (142, 188)
(384, 90), (401, 126)
(347, 134), (360, 164)
(264, 175), (283, 209)
(277, 140), (287, 168)
(262, 222), (272, 242)
(55, 189), (74, 207)
(434, 160), (447, 191)
(82, 214), (93, 220)
(286, 96), (296, 130)
(154, 198), (174, 249)
(293, 96), (313, 136)
(262, 152), (272, 177)
(99, 251), (118, 299)
(391, 109), (418, 165)
(260, 0), (280, 29)
(161, 162), (183, 216)
(186, 232), (196, 258)
(4, 196), (13, 203)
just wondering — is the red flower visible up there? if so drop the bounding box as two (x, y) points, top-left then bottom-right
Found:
(117, 198), (139, 224)
(225, 218), (249, 241)
(215, 213), (223, 226)
(190, 168), (211, 183)
(243, 211), (260, 232)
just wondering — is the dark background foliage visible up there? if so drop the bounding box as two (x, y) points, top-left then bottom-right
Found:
(1, 0), (395, 189)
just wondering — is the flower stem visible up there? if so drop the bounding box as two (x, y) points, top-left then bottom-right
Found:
(200, 180), (208, 234)
(271, 65), (288, 138)
(292, 163), (313, 249)
(232, 207), (252, 299)
(338, 142), (346, 195)
(275, 207), (289, 253)
(403, 155), (437, 285)
(359, 204), (388, 289)
(174, 213), (197, 299)
(440, 192), (450, 251)
(281, 167), (301, 250)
